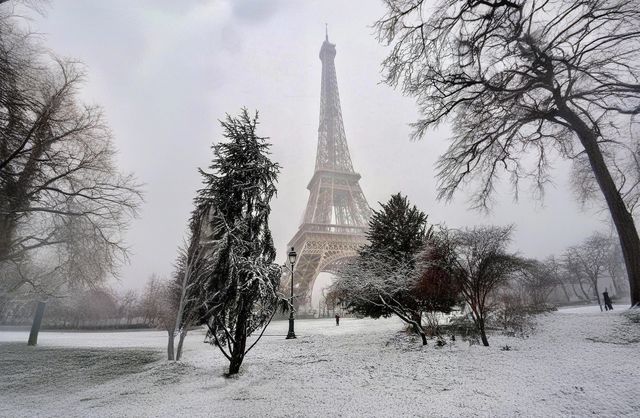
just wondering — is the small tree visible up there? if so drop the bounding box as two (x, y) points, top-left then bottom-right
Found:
(515, 260), (557, 308)
(564, 232), (612, 311)
(117, 289), (140, 327)
(434, 225), (524, 346)
(544, 256), (572, 303)
(332, 193), (456, 345)
(156, 281), (179, 360)
(414, 242), (462, 336)
(168, 239), (211, 362)
(140, 275), (164, 327)
(190, 109), (282, 376)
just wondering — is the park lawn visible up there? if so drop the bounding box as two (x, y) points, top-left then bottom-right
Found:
(0, 305), (639, 417)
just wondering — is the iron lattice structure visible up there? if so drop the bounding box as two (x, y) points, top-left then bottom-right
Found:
(286, 33), (372, 311)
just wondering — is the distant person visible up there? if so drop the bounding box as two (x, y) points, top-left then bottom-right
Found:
(603, 290), (614, 311)
(335, 313), (340, 326)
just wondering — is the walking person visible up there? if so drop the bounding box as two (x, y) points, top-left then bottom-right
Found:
(335, 313), (340, 326)
(603, 289), (614, 311)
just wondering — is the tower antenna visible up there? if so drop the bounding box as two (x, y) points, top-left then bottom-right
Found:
(325, 23), (328, 41)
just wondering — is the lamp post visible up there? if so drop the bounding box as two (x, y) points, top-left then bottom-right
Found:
(286, 246), (297, 339)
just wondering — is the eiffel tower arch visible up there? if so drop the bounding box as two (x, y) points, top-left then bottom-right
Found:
(286, 32), (372, 312)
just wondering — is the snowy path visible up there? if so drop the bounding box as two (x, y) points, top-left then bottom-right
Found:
(1, 308), (639, 417)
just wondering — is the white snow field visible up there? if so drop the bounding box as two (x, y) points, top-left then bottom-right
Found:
(1, 307), (639, 417)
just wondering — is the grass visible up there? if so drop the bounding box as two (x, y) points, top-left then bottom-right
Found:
(0, 343), (159, 394)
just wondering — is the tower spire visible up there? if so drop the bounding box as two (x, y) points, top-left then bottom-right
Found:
(325, 23), (328, 41)
(317, 31), (354, 173)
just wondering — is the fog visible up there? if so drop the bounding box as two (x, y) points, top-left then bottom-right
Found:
(27, 0), (604, 291)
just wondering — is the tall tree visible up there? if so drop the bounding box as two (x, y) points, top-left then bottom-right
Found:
(0, 6), (142, 298)
(376, 0), (640, 307)
(190, 109), (282, 376)
(0, 6), (141, 344)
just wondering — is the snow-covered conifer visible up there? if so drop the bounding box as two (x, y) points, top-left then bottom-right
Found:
(188, 109), (282, 375)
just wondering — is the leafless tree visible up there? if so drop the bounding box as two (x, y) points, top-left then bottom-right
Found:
(514, 259), (557, 307)
(0, 7), (142, 300)
(543, 255), (572, 303)
(140, 274), (164, 327)
(433, 225), (524, 346)
(168, 210), (215, 362)
(562, 249), (593, 302)
(564, 232), (613, 310)
(155, 281), (180, 361)
(376, 0), (640, 307)
(117, 289), (140, 326)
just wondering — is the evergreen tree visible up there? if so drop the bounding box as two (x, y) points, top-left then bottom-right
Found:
(364, 193), (430, 265)
(332, 193), (438, 344)
(190, 108), (282, 375)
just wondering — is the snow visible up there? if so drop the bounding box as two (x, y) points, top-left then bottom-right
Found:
(1, 308), (639, 417)
(557, 304), (624, 314)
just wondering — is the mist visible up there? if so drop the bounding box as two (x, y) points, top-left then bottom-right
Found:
(27, 0), (603, 291)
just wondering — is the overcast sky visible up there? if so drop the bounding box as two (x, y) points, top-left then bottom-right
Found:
(23, 0), (607, 292)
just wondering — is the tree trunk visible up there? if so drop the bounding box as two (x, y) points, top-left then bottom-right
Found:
(167, 330), (175, 361)
(228, 355), (243, 375)
(411, 311), (422, 328)
(478, 318), (489, 347)
(593, 279), (602, 312)
(577, 279), (592, 302)
(27, 301), (46, 346)
(228, 301), (248, 376)
(410, 311), (427, 343)
(558, 104), (640, 307)
(418, 329), (428, 345)
(176, 330), (187, 361)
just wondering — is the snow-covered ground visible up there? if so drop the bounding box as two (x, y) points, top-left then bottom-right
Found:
(1, 307), (639, 417)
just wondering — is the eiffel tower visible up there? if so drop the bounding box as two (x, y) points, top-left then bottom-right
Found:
(287, 31), (372, 311)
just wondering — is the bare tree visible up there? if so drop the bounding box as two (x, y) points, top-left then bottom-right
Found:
(376, 0), (640, 307)
(434, 225), (524, 346)
(544, 255), (572, 303)
(171, 232), (212, 361)
(562, 249), (593, 302)
(0, 7), (142, 299)
(515, 259), (557, 307)
(564, 232), (612, 311)
(117, 289), (140, 327)
(156, 281), (179, 361)
(140, 275), (163, 327)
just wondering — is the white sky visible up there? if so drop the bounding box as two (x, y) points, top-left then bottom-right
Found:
(22, 0), (606, 292)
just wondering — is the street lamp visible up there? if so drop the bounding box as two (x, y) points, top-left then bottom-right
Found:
(286, 246), (297, 339)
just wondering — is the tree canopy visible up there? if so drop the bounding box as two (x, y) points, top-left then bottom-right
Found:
(376, 0), (640, 306)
